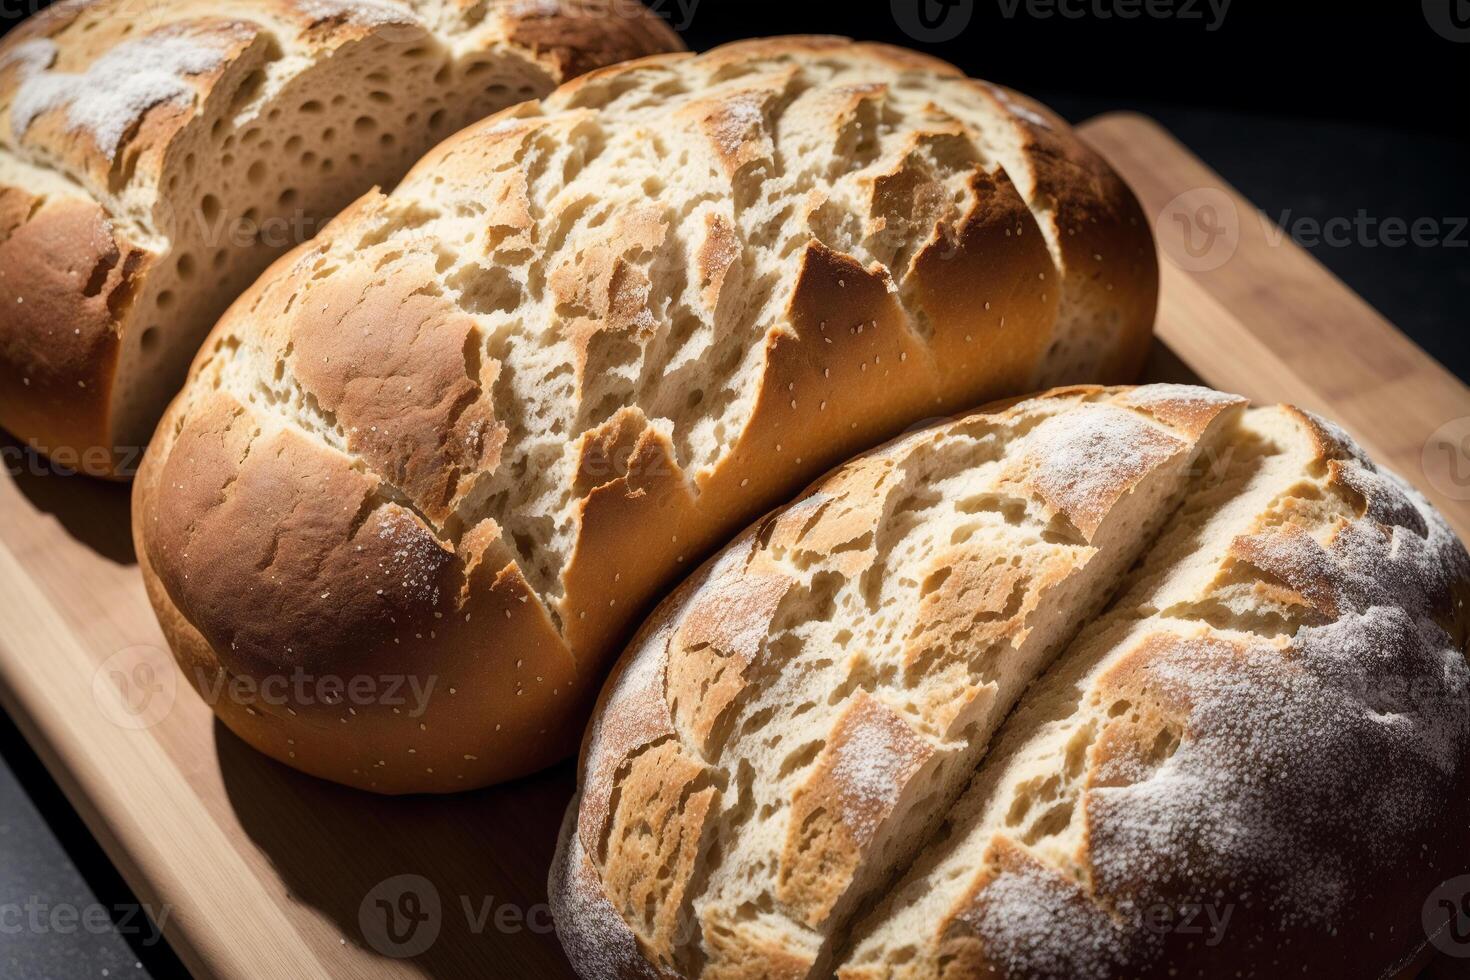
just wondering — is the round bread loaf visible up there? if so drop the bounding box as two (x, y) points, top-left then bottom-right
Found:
(550, 383), (1470, 979)
(0, 0), (681, 476)
(134, 36), (1158, 793)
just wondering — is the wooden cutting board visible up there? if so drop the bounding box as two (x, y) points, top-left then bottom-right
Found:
(0, 113), (1464, 980)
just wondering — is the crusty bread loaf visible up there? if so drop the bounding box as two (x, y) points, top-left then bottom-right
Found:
(134, 36), (1158, 793)
(550, 383), (1470, 980)
(0, 0), (680, 476)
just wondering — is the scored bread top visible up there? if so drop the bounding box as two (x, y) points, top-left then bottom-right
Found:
(0, 0), (680, 472)
(135, 37), (1158, 792)
(549, 384), (1470, 980)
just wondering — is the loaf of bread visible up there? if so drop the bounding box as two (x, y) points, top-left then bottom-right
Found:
(550, 384), (1470, 979)
(134, 36), (1158, 793)
(0, 0), (680, 476)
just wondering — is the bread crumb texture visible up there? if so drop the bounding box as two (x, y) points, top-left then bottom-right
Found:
(552, 383), (1470, 980)
(0, 0), (680, 472)
(135, 37), (1158, 791)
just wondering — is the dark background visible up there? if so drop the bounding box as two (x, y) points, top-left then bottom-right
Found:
(1, 3), (1466, 978)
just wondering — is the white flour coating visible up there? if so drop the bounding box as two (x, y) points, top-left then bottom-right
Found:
(510, 0), (568, 18)
(986, 84), (1053, 130)
(1118, 383), (1244, 414)
(706, 93), (768, 158)
(375, 510), (448, 607)
(1085, 459), (1470, 934)
(294, 0), (419, 27)
(10, 31), (241, 158)
(0, 38), (58, 77)
(831, 705), (927, 847)
(906, 425), (1470, 980)
(1022, 404), (1182, 522)
(1301, 408), (1359, 457)
(956, 863), (1133, 979)
(551, 830), (652, 980)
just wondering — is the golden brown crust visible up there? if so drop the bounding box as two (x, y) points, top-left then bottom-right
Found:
(553, 384), (1470, 980)
(501, 0), (681, 81)
(0, 188), (149, 474)
(0, 0), (684, 477)
(992, 85), (1157, 384)
(554, 385), (1249, 976)
(135, 37), (1159, 798)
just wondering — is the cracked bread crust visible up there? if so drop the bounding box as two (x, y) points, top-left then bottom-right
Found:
(0, 0), (681, 476)
(550, 384), (1470, 980)
(135, 36), (1158, 794)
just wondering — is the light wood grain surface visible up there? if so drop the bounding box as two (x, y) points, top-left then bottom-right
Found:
(0, 113), (1463, 979)
(1084, 113), (1470, 539)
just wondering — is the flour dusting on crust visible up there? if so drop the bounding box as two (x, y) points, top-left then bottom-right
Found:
(0, 38), (57, 78)
(294, 0), (420, 28)
(10, 29), (243, 158)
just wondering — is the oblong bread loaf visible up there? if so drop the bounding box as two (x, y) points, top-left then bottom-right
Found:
(0, 0), (681, 475)
(134, 37), (1159, 792)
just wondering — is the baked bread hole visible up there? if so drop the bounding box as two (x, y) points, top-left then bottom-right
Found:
(229, 69), (266, 115)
